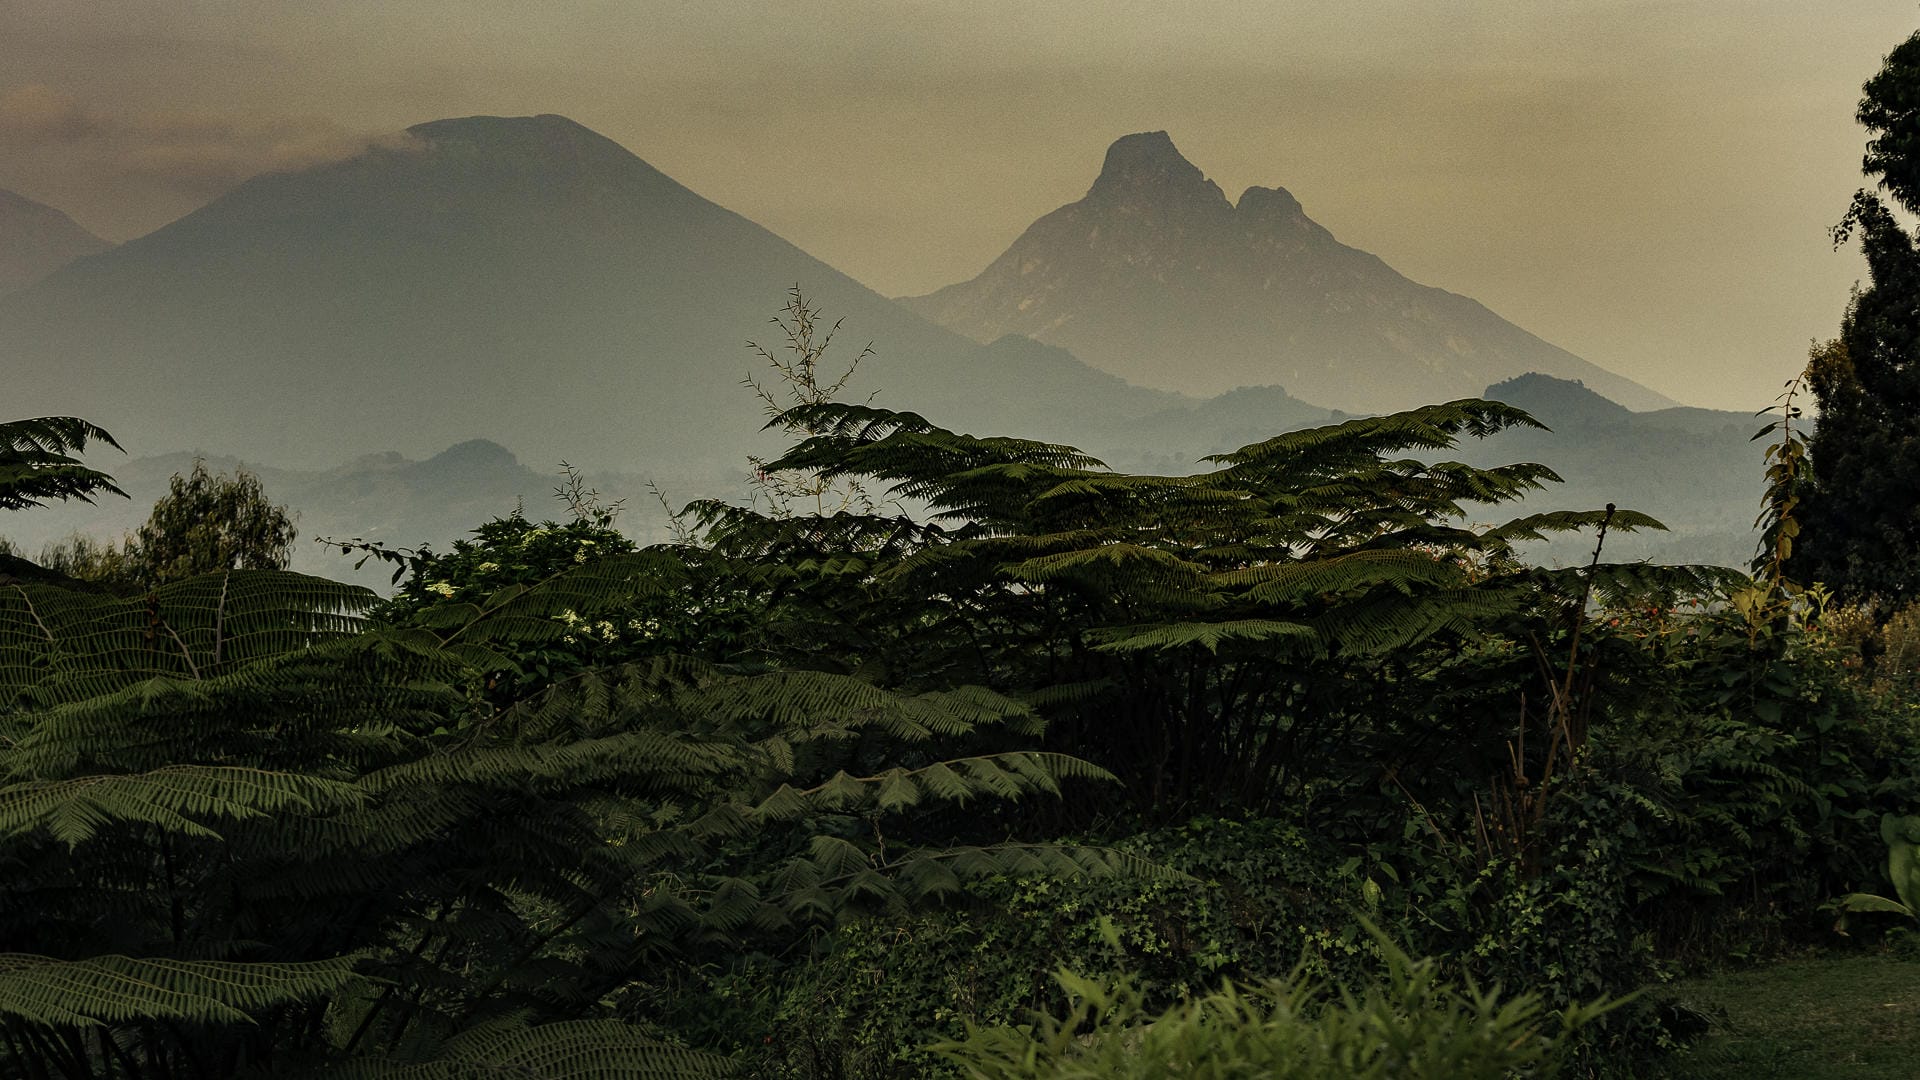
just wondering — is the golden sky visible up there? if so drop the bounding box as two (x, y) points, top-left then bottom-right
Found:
(2, 0), (1913, 409)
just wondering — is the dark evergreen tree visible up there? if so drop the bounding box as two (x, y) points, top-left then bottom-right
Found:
(1798, 30), (1920, 602)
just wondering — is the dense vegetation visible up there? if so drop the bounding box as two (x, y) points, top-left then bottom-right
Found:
(8, 28), (1920, 1079)
(1800, 29), (1920, 605)
(5, 353), (1918, 1077)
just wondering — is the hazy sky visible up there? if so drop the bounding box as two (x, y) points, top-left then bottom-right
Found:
(1, 0), (1913, 409)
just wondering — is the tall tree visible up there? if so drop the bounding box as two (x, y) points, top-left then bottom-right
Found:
(131, 459), (297, 585)
(1797, 30), (1920, 603)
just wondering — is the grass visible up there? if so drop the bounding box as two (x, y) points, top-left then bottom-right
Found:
(1653, 949), (1920, 1078)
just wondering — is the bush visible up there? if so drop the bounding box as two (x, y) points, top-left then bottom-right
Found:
(931, 930), (1621, 1080)
(706, 817), (1381, 1078)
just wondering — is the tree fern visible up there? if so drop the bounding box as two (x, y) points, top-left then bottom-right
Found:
(0, 417), (125, 513)
(0, 954), (362, 1029)
(0, 552), (1135, 1077)
(707, 397), (1713, 815)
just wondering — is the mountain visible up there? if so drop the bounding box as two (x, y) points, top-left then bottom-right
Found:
(0, 189), (111, 295)
(0, 114), (1180, 475)
(1, 116), (1751, 574)
(1470, 374), (1762, 566)
(901, 132), (1675, 413)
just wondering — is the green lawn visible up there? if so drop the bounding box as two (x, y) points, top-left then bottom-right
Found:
(1653, 952), (1920, 1078)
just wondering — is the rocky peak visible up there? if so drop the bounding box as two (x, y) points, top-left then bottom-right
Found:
(900, 130), (1677, 412)
(1085, 131), (1230, 214)
(1236, 185), (1303, 219)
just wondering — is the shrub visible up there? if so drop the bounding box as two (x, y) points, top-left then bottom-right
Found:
(931, 929), (1622, 1080)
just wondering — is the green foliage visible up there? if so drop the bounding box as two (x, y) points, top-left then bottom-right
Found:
(690, 396), (1699, 817)
(930, 928), (1621, 1080)
(0, 418), (125, 513)
(30, 533), (141, 594)
(16, 282), (1920, 1078)
(0, 555), (1130, 1077)
(0, 954), (363, 1029)
(328, 1021), (734, 1079)
(723, 816), (1380, 1077)
(1455, 592), (1912, 967)
(1859, 30), (1920, 218)
(1837, 813), (1920, 924)
(20, 460), (298, 594)
(1798, 35), (1920, 601)
(1740, 371), (1812, 644)
(373, 514), (775, 708)
(132, 459), (297, 585)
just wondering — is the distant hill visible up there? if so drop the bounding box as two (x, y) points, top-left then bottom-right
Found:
(1471, 374), (1762, 566)
(901, 132), (1674, 414)
(0, 440), (723, 590)
(0, 116), (1755, 576)
(0, 114), (1181, 475)
(2, 374), (1761, 588)
(0, 189), (110, 295)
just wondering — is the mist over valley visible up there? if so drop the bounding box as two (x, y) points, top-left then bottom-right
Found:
(3, 116), (1766, 578)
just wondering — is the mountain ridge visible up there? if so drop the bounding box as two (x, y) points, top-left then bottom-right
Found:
(0, 188), (112, 295)
(0, 113), (1179, 474)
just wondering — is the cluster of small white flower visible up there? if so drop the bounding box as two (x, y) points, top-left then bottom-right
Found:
(550, 608), (664, 646)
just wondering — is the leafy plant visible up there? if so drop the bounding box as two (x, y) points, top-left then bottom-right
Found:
(689, 398), (1712, 820)
(30, 459), (298, 593)
(0, 558), (1136, 1077)
(931, 925), (1624, 1080)
(0, 417), (125, 513)
(1836, 813), (1920, 925)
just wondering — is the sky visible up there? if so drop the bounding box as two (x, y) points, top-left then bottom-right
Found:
(1, 0), (1914, 410)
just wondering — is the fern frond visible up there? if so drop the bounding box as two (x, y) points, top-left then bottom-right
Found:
(1086, 619), (1319, 656)
(1205, 399), (1546, 472)
(745, 751), (1113, 822)
(1485, 508), (1667, 545)
(0, 953), (360, 1028)
(0, 765), (363, 845)
(0, 416), (126, 510)
(1221, 549), (1469, 603)
(332, 1018), (731, 1079)
(0, 571), (377, 707)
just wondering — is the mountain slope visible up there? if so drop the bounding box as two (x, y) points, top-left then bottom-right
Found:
(0, 115), (1176, 473)
(0, 189), (111, 295)
(902, 131), (1674, 413)
(1471, 374), (1760, 566)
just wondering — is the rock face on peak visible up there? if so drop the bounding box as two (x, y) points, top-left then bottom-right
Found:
(902, 132), (1674, 413)
(1086, 131), (1227, 209)
(0, 189), (110, 295)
